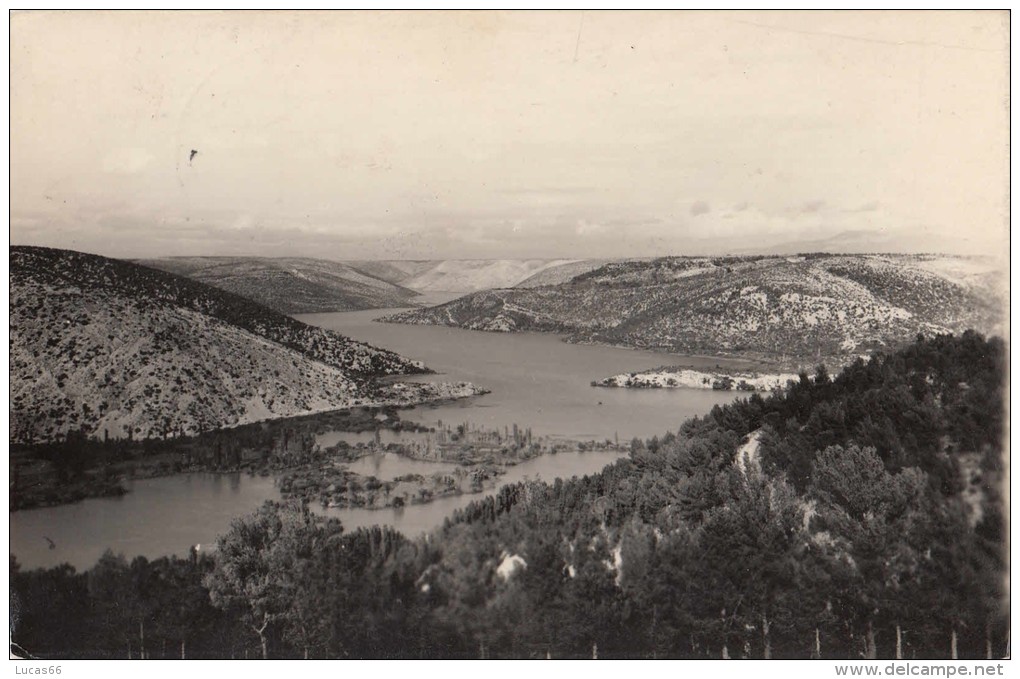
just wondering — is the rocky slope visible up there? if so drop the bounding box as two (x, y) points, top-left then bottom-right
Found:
(10, 247), (472, 444)
(382, 254), (1003, 367)
(136, 256), (420, 313)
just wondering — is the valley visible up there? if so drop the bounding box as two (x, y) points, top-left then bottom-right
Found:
(9, 10), (1008, 661)
(8, 249), (1008, 660)
(9, 299), (738, 569)
(12, 247), (1003, 524)
(136, 255), (620, 311)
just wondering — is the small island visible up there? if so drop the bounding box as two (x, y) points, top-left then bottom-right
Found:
(592, 366), (799, 392)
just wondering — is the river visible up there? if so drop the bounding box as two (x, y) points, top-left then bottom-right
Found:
(10, 305), (741, 570)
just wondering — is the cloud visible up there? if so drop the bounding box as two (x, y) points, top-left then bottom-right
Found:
(6, 190), (990, 261)
(575, 219), (606, 236)
(690, 201), (711, 217)
(842, 201), (880, 213)
(498, 187), (598, 197)
(230, 214), (257, 231)
(798, 200), (826, 215)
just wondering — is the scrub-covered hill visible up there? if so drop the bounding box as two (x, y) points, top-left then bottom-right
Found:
(383, 254), (1003, 368)
(10, 247), (480, 443)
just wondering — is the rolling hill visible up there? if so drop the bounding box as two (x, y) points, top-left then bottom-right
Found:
(138, 258), (625, 305)
(382, 254), (1004, 368)
(135, 256), (421, 313)
(345, 259), (607, 292)
(513, 259), (620, 288)
(10, 247), (475, 444)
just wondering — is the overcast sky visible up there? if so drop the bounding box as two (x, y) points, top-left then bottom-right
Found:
(10, 11), (1009, 260)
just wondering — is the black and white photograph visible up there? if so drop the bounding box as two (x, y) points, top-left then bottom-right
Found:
(7, 10), (1011, 666)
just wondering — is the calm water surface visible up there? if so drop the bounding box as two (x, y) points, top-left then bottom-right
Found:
(300, 308), (742, 442)
(11, 307), (740, 570)
(11, 473), (280, 571)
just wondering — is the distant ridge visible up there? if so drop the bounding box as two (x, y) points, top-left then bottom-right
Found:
(137, 256), (624, 306)
(345, 259), (610, 293)
(136, 256), (421, 313)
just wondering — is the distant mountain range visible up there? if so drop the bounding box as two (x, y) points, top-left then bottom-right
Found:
(136, 256), (421, 313)
(10, 247), (461, 444)
(346, 258), (613, 293)
(136, 257), (619, 312)
(382, 254), (1004, 368)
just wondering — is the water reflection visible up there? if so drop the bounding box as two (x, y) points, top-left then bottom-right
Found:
(319, 449), (628, 538)
(342, 452), (462, 480)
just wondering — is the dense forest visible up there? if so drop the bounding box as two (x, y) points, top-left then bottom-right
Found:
(10, 332), (1007, 660)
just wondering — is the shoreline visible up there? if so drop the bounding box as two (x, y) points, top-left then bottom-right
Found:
(278, 457), (508, 511)
(373, 315), (820, 374)
(278, 436), (626, 512)
(9, 384), (489, 513)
